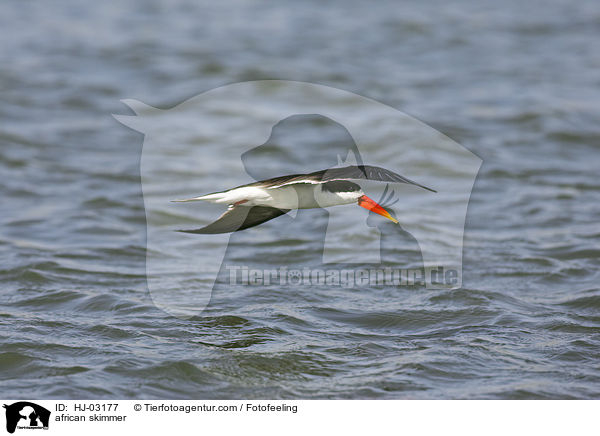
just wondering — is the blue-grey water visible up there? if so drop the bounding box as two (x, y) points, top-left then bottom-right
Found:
(1, 0), (600, 399)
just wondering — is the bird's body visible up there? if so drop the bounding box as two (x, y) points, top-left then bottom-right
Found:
(191, 184), (359, 209)
(173, 165), (435, 234)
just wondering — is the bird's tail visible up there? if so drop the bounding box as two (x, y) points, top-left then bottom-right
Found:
(171, 192), (226, 203)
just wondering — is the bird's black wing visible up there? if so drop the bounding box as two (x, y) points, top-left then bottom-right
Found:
(249, 165), (436, 192)
(178, 206), (290, 234)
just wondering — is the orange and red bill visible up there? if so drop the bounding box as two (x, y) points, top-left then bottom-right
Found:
(357, 195), (398, 224)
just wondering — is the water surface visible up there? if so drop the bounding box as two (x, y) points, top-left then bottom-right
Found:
(1, 0), (599, 399)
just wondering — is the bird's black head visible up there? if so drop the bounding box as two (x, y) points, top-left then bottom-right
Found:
(321, 180), (361, 193)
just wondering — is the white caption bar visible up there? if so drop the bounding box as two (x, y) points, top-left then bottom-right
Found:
(0, 400), (596, 436)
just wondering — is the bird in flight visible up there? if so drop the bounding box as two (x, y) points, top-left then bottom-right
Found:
(173, 165), (435, 234)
